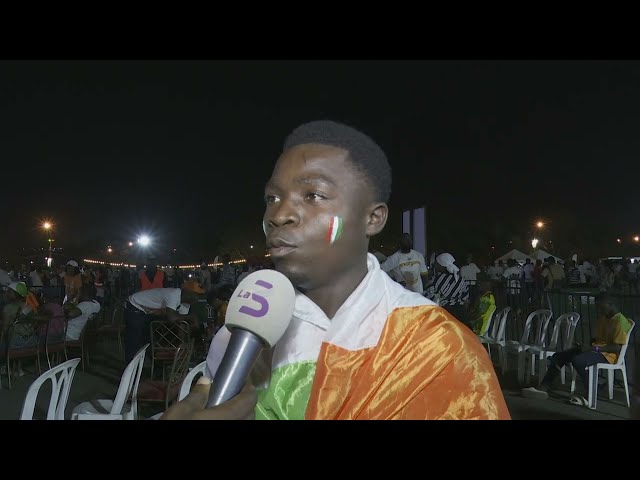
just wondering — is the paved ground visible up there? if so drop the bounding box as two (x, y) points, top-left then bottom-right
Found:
(0, 341), (632, 420)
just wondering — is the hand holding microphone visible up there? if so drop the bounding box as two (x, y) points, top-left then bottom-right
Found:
(207, 269), (295, 407)
(161, 269), (295, 419)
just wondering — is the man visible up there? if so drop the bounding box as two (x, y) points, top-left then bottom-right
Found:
(541, 257), (565, 289)
(216, 254), (236, 288)
(64, 284), (101, 342)
(424, 253), (471, 329)
(380, 233), (428, 294)
(163, 120), (509, 420)
(522, 294), (632, 406)
(460, 255), (481, 303)
(137, 257), (167, 291)
(123, 280), (204, 362)
(502, 259), (523, 310)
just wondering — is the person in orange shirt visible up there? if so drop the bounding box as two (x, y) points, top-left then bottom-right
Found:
(63, 260), (83, 305)
(137, 257), (167, 291)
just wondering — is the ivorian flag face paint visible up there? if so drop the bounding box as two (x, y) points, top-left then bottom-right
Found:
(326, 216), (344, 245)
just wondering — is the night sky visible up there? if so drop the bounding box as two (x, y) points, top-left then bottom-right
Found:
(2, 60), (639, 264)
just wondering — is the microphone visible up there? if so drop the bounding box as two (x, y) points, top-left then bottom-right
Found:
(206, 269), (295, 407)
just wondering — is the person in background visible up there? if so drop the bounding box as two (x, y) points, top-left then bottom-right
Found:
(123, 280), (204, 363)
(64, 284), (101, 342)
(471, 281), (496, 335)
(460, 255), (481, 304)
(424, 253), (471, 329)
(137, 257), (167, 291)
(380, 233), (428, 294)
(522, 294), (632, 406)
(63, 260), (83, 305)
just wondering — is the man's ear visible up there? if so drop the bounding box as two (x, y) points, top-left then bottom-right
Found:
(365, 203), (388, 237)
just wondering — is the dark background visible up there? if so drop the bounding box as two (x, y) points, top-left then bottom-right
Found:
(2, 60), (639, 265)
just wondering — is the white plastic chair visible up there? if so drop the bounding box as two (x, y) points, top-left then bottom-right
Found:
(71, 343), (149, 420)
(528, 312), (580, 385)
(501, 309), (552, 383)
(577, 320), (635, 410)
(479, 307), (511, 363)
(178, 361), (207, 402)
(20, 358), (81, 420)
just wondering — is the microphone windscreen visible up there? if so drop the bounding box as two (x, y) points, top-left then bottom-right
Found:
(225, 269), (295, 348)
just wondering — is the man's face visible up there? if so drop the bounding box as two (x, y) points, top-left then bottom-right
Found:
(399, 234), (413, 251)
(264, 143), (385, 291)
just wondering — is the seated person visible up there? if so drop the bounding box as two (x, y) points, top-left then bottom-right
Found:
(64, 284), (101, 342)
(36, 289), (66, 345)
(471, 281), (496, 335)
(522, 294), (632, 406)
(0, 282), (39, 375)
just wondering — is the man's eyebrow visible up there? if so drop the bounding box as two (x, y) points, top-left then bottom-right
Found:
(294, 175), (337, 187)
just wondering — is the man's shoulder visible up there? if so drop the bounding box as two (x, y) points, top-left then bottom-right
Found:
(387, 304), (485, 356)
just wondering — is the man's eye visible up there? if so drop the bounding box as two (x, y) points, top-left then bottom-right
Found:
(264, 195), (280, 204)
(305, 193), (325, 201)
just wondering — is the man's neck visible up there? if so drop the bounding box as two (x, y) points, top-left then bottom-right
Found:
(302, 259), (369, 320)
(400, 248), (411, 254)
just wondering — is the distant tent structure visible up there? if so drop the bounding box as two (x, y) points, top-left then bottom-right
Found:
(530, 249), (564, 264)
(496, 249), (535, 264)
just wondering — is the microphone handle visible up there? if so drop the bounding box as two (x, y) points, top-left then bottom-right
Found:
(206, 328), (264, 407)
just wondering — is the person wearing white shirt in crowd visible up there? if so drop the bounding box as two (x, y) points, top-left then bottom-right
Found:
(522, 258), (535, 303)
(123, 280), (204, 363)
(64, 284), (101, 341)
(380, 233), (428, 294)
(28, 266), (44, 293)
(503, 259), (523, 309)
(487, 260), (504, 282)
(460, 255), (481, 302)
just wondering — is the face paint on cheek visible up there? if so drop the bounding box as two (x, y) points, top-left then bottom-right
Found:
(326, 216), (344, 246)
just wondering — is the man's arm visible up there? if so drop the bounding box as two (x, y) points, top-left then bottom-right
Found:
(380, 252), (399, 274)
(418, 253), (429, 278)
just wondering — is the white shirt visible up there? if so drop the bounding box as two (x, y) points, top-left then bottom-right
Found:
(129, 288), (182, 313)
(460, 263), (481, 284)
(523, 263), (535, 281)
(503, 266), (523, 293)
(487, 265), (504, 280)
(380, 249), (428, 293)
(66, 300), (101, 341)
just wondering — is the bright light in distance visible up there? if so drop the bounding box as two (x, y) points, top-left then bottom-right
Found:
(42, 221), (52, 230)
(128, 241), (134, 247)
(536, 221), (544, 229)
(532, 238), (539, 249)
(617, 238), (622, 243)
(634, 236), (639, 242)
(107, 247), (113, 253)
(250, 245), (254, 249)
(138, 235), (151, 247)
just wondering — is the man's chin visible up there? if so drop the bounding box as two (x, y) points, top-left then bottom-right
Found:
(273, 261), (307, 290)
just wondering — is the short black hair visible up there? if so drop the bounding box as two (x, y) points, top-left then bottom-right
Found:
(283, 120), (391, 203)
